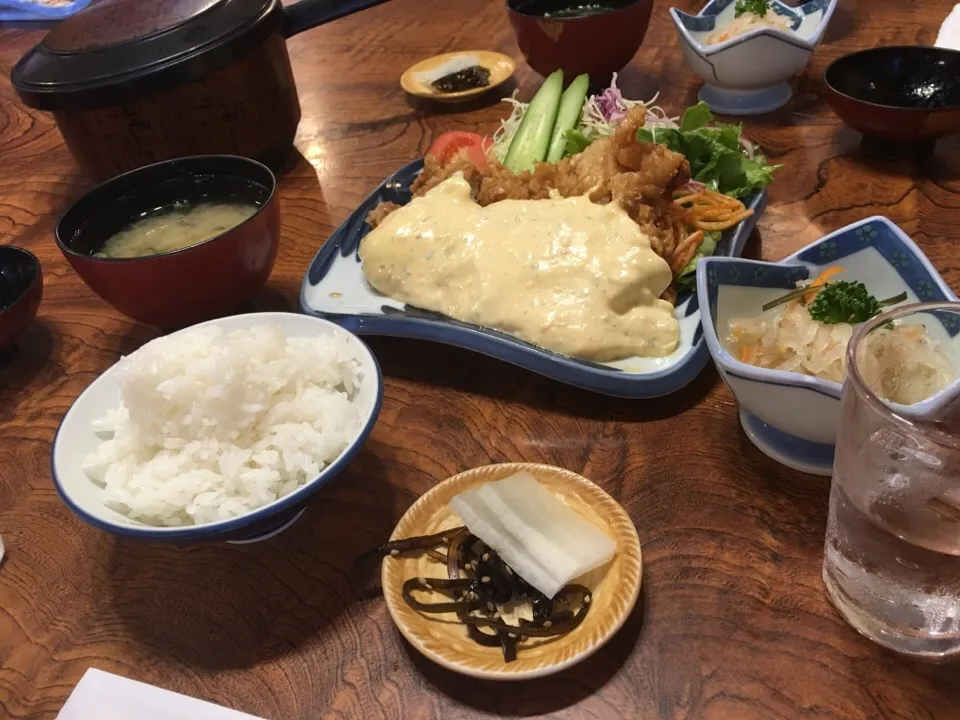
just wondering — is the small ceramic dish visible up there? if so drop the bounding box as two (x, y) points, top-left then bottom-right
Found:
(824, 46), (960, 143)
(0, 245), (42, 352)
(299, 159), (766, 398)
(696, 216), (957, 476)
(400, 51), (515, 104)
(670, 0), (837, 115)
(51, 312), (382, 543)
(381, 463), (642, 680)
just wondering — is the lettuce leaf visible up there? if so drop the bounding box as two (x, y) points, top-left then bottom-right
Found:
(636, 102), (779, 198)
(564, 128), (592, 157)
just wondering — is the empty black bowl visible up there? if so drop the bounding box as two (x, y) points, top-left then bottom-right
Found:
(0, 245), (42, 351)
(824, 46), (960, 142)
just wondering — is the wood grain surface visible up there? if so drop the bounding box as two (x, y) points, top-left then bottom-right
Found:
(2, 0), (960, 718)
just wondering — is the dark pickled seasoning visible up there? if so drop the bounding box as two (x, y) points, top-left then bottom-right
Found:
(431, 65), (491, 93)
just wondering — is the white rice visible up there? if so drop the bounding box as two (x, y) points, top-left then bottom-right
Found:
(83, 324), (364, 527)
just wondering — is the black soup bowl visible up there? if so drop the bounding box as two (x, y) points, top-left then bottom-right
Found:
(824, 46), (960, 143)
(0, 245), (42, 351)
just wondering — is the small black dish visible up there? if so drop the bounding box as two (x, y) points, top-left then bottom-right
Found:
(0, 245), (42, 351)
(824, 46), (960, 143)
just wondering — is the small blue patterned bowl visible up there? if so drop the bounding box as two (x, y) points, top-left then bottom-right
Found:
(670, 0), (837, 115)
(696, 217), (957, 475)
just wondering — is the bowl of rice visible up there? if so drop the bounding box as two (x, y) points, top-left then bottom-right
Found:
(696, 217), (958, 476)
(51, 312), (382, 542)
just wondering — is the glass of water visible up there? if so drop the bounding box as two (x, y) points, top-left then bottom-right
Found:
(824, 301), (960, 659)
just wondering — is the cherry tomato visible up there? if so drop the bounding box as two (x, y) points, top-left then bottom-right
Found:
(427, 131), (493, 171)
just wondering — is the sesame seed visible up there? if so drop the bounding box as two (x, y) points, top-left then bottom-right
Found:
(481, 553), (490, 561)
(487, 602), (496, 612)
(390, 549), (399, 556)
(583, 595), (592, 605)
(543, 620), (552, 628)
(481, 576), (491, 583)
(508, 633), (517, 639)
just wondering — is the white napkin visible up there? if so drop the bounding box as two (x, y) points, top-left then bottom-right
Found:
(935, 4), (960, 50)
(58, 669), (267, 720)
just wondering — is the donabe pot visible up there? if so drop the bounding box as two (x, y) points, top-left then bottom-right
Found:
(11, 0), (388, 181)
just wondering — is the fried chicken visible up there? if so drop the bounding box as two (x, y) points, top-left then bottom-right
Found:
(366, 107), (691, 259)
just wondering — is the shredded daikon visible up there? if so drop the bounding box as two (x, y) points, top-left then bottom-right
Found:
(730, 302), (954, 404)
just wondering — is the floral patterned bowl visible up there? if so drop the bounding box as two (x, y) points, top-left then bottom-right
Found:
(696, 217), (957, 475)
(669, 0), (837, 115)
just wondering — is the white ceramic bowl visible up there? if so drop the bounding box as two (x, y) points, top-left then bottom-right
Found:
(51, 312), (383, 542)
(670, 0), (838, 115)
(696, 217), (957, 475)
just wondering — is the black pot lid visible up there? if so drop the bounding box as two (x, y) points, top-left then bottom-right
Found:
(12, 0), (282, 110)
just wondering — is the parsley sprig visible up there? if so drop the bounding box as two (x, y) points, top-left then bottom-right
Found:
(735, 0), (769, 17)
(762, 280), (907, 324)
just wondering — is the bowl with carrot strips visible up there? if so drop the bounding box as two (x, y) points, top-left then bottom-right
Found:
(696, 216), (957, 475)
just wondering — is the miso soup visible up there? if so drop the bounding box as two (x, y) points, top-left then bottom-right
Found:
(95, 200), (259, 259)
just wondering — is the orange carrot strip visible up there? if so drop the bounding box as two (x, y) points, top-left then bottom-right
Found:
(787, 265), (846, 307)
(739, 344), (760, 364)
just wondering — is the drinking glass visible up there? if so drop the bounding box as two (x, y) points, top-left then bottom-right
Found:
(823, 301), (960, 659)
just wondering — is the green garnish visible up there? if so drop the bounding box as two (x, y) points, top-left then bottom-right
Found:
(762, 281), (907, 324)
(636, 102), (780, 200)
(735, 0), (769, 17)
(808, 282), (907, 324)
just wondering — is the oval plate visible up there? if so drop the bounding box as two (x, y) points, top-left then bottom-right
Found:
(380, 463), (642, 680)
(298, 159), (766, 397)
(400, 50), (516, 103)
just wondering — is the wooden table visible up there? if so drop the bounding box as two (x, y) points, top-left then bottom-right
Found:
(2, 0), (959, 718)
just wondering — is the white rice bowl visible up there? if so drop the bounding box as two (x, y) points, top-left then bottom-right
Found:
(74, 319), (374, 528)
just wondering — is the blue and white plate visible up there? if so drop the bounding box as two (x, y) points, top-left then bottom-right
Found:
(0, 0), (91, 22)
(299, 159), (765, 398)
(697, 217), (957, 476)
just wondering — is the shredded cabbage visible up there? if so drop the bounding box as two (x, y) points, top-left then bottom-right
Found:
(490, 73), (679, 163)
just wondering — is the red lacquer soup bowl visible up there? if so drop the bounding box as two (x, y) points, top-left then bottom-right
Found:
(824, 46), (960, 143)
(55, 155), (279, 327)
(0, 245), (42, 351)
(506, 0), (654, 80)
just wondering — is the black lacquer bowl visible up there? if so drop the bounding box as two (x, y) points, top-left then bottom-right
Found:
(824, 46), (960, 142)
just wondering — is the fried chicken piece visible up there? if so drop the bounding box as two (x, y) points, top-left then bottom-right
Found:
(410, 154), (483, 196)
(366, 201), (401, 229)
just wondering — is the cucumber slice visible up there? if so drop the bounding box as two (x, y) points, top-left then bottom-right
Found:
(545, 73), (590, 163)
(503, 70), (564, 174)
